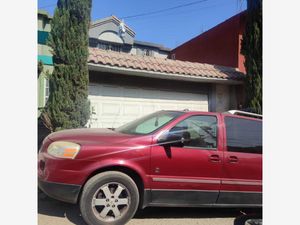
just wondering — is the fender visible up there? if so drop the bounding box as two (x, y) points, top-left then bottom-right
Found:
(82, 157), (151, 189)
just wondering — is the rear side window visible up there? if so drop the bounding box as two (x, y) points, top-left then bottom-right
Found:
(225, 117), (262, 154)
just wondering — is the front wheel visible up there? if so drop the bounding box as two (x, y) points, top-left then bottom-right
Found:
(80, 171), (139, 225)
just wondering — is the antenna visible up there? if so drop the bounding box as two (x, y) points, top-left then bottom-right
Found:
(119, 19), (126, 37)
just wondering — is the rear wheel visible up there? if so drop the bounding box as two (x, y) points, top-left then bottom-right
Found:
(80, 171), (139, 225)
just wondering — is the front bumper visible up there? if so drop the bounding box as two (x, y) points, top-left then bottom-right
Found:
(38, 179), (81, 204)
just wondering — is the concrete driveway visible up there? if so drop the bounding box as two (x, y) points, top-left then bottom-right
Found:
(38, 191), (261, 225)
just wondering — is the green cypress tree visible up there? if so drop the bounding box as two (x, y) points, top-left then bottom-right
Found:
(42, 0), (91, 131)
(38, 61), (43, 77)
(241, 0), (262, 114)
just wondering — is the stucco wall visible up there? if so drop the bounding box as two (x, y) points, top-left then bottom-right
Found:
(89, 21), (135, 45)
(38, 44), (52, 56)
(38, 12), (51, 32)
(171, 11), (246, 73)
(215, 84), (230, 112)
(38, 65), (53, 115)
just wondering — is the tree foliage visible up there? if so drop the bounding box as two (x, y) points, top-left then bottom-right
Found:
(38, 61), (44, 77)
(241, 0), (262, 114)
(42, 0), (92, 131)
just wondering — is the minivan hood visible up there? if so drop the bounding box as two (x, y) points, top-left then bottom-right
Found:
(47, 128), (135, 145)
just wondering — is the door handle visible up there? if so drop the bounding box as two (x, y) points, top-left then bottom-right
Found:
(228, 156), (238, 163)
(209, 154), (221, 162)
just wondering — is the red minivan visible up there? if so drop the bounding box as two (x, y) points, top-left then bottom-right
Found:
(38, 110), (262, 225)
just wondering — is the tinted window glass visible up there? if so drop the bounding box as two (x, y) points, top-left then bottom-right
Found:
(169, 116), (217, 149)
(225, 117), (262, 154)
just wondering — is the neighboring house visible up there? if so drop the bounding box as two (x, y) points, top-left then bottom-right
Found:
(171, 11), (246, 73)
(38, 10), (53, 116)
(38, 10), (53, 148)
(170, 11), (247, 110)
(37, 11), (245, 129)
(89, 16), (171, 58)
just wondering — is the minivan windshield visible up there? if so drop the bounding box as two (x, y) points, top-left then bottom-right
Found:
(116, 111), (184, 135)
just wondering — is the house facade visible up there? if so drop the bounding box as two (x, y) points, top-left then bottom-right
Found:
(88, 47), (243, 128)
(37, 12), (245, 129)
(38, 10), (53, 116)
(171, 11), (246, 73)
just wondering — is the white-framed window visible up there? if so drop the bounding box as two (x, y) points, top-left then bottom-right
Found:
(44, 78), (49, 105)
(98, 42), (121, 52)
(136, 48), (153, 57)
(145, 49), (152, 56)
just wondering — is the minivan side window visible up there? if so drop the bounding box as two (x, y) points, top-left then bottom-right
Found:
(225, 117), (262, 154)
(169, 115), (217, 149)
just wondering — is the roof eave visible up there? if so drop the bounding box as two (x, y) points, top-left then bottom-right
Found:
(88, 63), (243, 85)
(38, 9), (52, 19)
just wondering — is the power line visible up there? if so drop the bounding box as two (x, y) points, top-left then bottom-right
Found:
(125, 1), (225, 23)
(121, 0), (213, 20)
(240, 0), (246, 11)
(39, 0), (227, 20)
(236, 0), (246, 13)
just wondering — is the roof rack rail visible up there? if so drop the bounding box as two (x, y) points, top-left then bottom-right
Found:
(226, 110), (262, 119)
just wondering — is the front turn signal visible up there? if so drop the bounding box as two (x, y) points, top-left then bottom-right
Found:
(47, 141), (80, 159)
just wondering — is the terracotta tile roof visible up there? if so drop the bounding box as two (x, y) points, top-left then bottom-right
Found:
(88, 48), (245, 81)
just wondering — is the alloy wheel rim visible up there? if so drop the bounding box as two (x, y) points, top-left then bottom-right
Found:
(91, 182), (130, 222)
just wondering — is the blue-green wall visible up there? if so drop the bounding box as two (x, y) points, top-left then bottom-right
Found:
(38, 55), (53, 65)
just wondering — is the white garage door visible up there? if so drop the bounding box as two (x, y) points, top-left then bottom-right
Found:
(87, 83), (208, 128)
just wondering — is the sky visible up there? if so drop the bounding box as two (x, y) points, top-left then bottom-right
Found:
(38, 0), (247, 49)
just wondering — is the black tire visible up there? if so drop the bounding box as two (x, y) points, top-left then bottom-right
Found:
(80, 171), (139, 225)
(234, 215), (262, 225)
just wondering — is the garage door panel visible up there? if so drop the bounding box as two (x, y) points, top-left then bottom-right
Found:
(102, 121), (120, 128)
(101, 103), (121, 116)
(141, 105), (156, 114)
(88, 84), (208, 128)
(95, 116), (123, 129)
(123, 104), (140, 116)
(159, 104), (178, 110)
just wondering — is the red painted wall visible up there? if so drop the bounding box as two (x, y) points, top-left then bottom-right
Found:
(172, 11), (246, 73)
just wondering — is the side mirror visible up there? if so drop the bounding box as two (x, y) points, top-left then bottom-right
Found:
(157, 131), (170, 146)
(157, 130), (191, 147)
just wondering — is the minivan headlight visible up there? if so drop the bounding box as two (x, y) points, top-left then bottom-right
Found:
(47, 141), (80, 159)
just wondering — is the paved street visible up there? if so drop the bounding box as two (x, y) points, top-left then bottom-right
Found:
(38, 192), (261, 225)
